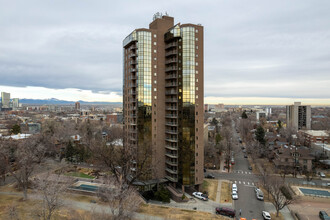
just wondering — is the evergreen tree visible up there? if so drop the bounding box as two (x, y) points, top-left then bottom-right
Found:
(242, 111), (248, 119)
(277, 120), (283, 130)
(255, 125), (266, 145)
(11, 124), (21, 134)
(65, 141), (75, 162)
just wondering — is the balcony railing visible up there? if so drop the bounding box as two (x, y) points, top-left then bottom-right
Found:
(165, 59), (178, 64)
(165, 138), (178, 142)
(165, 74), (177, 79)
(165, 99), (178, 103)
(165, 145), (178, 150)
(166, 130), (178, 135)
(165, 122), (178, 126)
(129, 83), (136, 88)
(166, 114), (177, 118)
(165, 106), (177, 110)
(165, 50), (178, 56)
(165, 175), (178, 182)
(165, 82), (178, 87)
(165, 66), (178, 72)
(165, 90), (177, 95)
(165, 153), (178, 158)
(165, 168), (178, 175)
(129, 53), (137, 58)
(165, 160), (178, 166)
(165, 42), (178, 49)
(130, 68), (137, 73)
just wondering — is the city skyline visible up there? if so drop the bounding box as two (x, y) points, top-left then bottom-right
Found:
(1, 0), (330, 105)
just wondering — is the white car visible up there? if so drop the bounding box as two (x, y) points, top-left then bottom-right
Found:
(232, 183), (238, 192)
(232, 190), (238, 200)
(192, 192), (208, 201)
(262, 211), (271, 220)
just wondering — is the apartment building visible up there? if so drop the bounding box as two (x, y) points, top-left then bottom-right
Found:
(123, 14), (204, 190)
(286, 102), (311, 130)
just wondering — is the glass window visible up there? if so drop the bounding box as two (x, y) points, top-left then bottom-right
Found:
(154, 72), (157, 76)
(154, 96), (157, 99)
(154, 80), (157, 84)
(196, 87), (198, 91)
(154, 65), (157, 68)
(154, 34), (156, 38)
(153, 42), (156, 45)
(154, 57), (157, 61)
(154, 50), (157, 53)
(196, 46), (198, 49)
(196, 38), (198, 41)
(154, 88), (157, 91)
(195, 29), (198, 33)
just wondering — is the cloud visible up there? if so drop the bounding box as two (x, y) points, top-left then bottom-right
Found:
(0, 0), (329, 103)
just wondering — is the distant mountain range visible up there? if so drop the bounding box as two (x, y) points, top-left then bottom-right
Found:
(19, 98), (122, 105)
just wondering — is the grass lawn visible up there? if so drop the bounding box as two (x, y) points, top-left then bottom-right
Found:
(64, 172), (94, 179)
(138, 203), (226, 219)
(203, 179), (218, 201)
(270, 212), (284, 220)
(220, 181), (232, 203)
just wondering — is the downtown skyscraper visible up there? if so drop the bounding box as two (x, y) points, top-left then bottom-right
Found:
(123, 14), (204, 190)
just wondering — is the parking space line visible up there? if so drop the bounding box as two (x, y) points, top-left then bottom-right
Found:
(239, 181), (241, 184)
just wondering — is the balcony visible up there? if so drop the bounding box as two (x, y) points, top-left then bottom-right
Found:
(165, 42), (178, 49)
(165, 82), (178, 87)
(129, 83), (136, 88)
(130, 98), (136, 103)
(129, 75), (137, 80)
(165, 99), (178, 103)
(129, 91), (136, 95)
(129, 136), (137, 141)
(130, 114), (136, 118)
(165, 137), (178, 142)
(165, 145), (178, 150)
(129, 53), (137, 58)
(166, 114), (177, 118)
(166, 160), (178, 166)
(165, 175), (178, 182)
(165, 168), (178, 175)
(130, 120), (137, 125)
(129, 106), (136, 110)
(130, 68), (137, 73)
(166, 130), (178, 134)
(130, 60), (138, 65)
(165, 106), (177, 110)
(165, 50), (178, 57)
(129, 129), (137, 134)
(165, 122), (178, 126)
(165, 153), (178, 158)
(165, 66), (177, 72)
(165, 59), (178, 64)
(130, 45), (137, 50)
(165, 74), (177, 80)
(165, 90), (177, 95)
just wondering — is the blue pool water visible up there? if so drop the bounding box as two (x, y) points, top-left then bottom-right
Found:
(299, 188), (330, 197)
(74, 184), (99, 192)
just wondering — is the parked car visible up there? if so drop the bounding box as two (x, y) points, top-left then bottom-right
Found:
(244, 154), (248, 158)
(262, 211), (271, 220)
(319, 172), (326, 178)
(256, 189), (264, 201)
(215, 207), (236, 217)
(232, 190), (238, 200)
(248, 166), (252, 170)
(205, 174), (215, 179)
(192, 192), (208, 201)
(319, 211), (330, 220)
(232, 183), (238, 192)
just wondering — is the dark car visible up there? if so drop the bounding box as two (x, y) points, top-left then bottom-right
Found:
(319, 211), (330, 220)
(205, 174), (215, 179)
(244, 154), (248, 158)
(216, 207), (235, 218)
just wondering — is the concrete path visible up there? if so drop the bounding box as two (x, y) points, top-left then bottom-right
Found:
(215, 179), (222, 203)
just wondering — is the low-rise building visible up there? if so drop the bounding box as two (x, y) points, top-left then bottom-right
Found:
(273, 146), (314, 172)
(300, 130), (329, 147)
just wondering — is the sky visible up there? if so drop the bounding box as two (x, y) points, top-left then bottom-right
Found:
(0, 0), (330, 105)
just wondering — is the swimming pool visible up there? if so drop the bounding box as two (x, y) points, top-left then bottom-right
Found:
(74, 184), (99, 192)
(299, 188), (330, 197)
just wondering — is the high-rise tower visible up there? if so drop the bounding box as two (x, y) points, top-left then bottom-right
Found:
(123, 14), (204, 189)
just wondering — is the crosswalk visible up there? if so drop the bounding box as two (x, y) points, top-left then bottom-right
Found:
(233, 180), (256, 186)
(233, 170), (252, 175)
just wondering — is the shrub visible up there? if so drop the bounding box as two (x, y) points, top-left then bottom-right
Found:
(280, 185), (292, 200)
(155, 185), (171, 203)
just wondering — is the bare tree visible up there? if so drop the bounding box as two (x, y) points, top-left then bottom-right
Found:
(0, 139), (10, 184)
(6, 203), (20, 220)
(97, 177), (142, 219)
(89, 126), (151, 219)
(34, 172), (73, 220)
(267, 176), (294, 217)
(8, 135), (46, 200)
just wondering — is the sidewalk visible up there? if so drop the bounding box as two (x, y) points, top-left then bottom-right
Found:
(264, 202), (294, 220)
